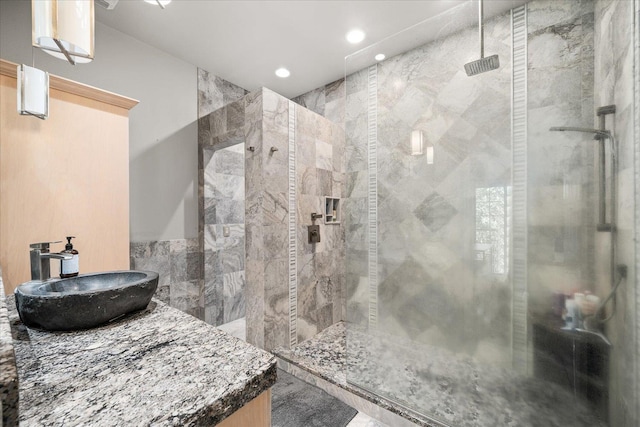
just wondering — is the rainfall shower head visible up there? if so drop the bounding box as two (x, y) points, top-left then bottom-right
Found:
(549, 126), (611, 140)
(465, 55), (500, 76)
(464, 0), (500, 76)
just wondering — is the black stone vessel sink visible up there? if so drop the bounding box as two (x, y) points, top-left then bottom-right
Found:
(15, 270), (159, 331)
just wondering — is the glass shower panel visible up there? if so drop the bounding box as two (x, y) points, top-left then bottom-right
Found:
(344, 0), (637, 426)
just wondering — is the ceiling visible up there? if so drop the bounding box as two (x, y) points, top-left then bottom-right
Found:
(96, 0), (528, 99)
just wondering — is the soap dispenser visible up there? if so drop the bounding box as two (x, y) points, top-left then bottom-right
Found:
(60, 236), (79, 278)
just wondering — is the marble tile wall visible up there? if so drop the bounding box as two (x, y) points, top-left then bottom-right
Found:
(292, 78), (346, 129)
(130, 239), (201, 318)
(259, 88), (291, 351)
(203, 143), (246, 325)
(198, 87), (346, 350)
(198, 68), (248, 119)
(200, 97), (248, 327)
(526, 0), (596, 314)
(200, 88), (291, 349)
(593, 0), (637, 425)
(344, 8), (515, 364)
(198, 69), (248, 326)
(295, 103), (346, 344)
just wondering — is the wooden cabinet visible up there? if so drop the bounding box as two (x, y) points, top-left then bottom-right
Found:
(218, 390), (271, 427)
(0, 59), (138, 293)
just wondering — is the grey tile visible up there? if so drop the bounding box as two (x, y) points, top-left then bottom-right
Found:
(413, 192), (458, 233)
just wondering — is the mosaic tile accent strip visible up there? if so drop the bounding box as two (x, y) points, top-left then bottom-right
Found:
(289, 100), (298, 348)
(511, 5), (528, 373)
(367, 65), (378, 329)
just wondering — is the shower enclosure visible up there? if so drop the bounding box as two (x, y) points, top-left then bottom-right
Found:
(344, 0), (638, 425)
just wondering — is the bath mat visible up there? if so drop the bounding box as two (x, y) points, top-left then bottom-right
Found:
(272, 369), (357, 427)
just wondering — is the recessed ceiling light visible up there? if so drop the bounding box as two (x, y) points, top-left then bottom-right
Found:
(275, 68), (290, 78)
(144, 0), (171, 7)
(346, 29), (366, 44)
(375, 54), (386, 61)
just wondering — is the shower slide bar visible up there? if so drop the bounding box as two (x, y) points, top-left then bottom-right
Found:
(549, 104), (616, 232)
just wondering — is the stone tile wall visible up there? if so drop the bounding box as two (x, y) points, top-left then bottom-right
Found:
(526, 0), (596, 314)
(198, 68), (248, 119)
(198, 87), (346, 351)
(343, 9), (515, 363)
(203, 143), (246, 325)
(292, 78), (346, 129)
(198, 69), (248, 326)
(295, 103), (346, 344)
(200, 97), (248, 327)
(594, 0), (637, 425)
(130, 239), (201, 317)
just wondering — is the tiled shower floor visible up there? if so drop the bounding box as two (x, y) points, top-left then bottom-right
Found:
(216, 318), (384, 426)
(274, 322), (606, 427)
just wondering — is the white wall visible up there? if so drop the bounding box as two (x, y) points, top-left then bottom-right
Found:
(0, 0), (198, 242)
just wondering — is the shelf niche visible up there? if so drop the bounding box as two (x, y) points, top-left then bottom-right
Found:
(324, 197), (340, 224)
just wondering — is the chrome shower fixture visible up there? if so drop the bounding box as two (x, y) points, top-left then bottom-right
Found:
(464, 0), (500, 76)
(548, 126), (611, 140)
(550, 105), (623, 328)
(549, 104), (616, 232)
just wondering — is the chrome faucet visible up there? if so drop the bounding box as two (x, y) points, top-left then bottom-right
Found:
(29, 242), (72, 282)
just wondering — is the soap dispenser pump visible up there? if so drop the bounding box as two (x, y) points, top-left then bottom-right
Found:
(60, 236), (79, 278)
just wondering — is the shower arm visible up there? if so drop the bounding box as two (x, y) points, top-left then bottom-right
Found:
(478, 0), (484, 59)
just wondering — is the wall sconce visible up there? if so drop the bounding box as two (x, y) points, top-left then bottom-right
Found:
(144, 0), (171, 8)
(32, 0), (95, 65)
(411, 130), (434, 164)
(17, 64), (49, 120)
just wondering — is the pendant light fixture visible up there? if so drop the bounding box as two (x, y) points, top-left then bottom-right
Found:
(32, 0), (95, 65)
(17, 64), (49, 120)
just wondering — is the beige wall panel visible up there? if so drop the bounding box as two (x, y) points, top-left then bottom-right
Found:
(1, 71), (133, 293)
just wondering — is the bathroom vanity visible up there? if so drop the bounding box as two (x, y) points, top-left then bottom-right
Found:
(0, 273), (276, 427)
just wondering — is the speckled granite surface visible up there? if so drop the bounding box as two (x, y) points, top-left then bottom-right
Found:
(275, 322), (606, 427)
(7, 294), (276, 426)
(0, 271), (19, 426)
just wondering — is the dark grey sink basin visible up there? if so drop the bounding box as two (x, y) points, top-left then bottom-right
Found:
(15, 270), (159, 331)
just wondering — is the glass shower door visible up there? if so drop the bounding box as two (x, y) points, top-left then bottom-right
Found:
(344, 0), (637, 426)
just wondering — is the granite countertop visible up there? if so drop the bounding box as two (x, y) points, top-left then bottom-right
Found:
(0, 272), (19, 426)
(6, 294), (276, 426)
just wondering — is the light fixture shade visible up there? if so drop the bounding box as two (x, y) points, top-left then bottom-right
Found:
(17, 64), (49, 120)
(411, 130), (424, 156)
(32, 0), (95, 65)
(426, 145), (434, 164)
(411, 130), (434, 163)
